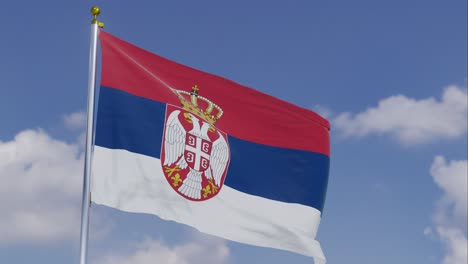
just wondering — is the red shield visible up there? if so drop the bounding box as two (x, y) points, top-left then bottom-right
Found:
(161, 104), (230, 201)
(184, 133), (212, 172)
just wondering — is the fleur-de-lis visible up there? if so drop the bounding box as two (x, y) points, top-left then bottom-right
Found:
(207, 179), (219, 194)
(171, 173), (182, 187)
(202, 185), (212, 198)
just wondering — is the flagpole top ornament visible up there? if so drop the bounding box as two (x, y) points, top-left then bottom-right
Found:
(90, 6), (104, 28)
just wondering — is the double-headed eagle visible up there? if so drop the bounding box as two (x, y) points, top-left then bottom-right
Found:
(163, 110), (229, 200)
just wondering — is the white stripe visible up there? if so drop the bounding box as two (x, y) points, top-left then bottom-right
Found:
(91, 146), (326, 263)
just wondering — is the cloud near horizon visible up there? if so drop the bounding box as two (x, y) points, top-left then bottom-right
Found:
(430, 156), (467, 264)
(63, 111), (87, 130)
(333, 85), (467, 144)
(96, 236), (231, 264)
(0, 129), (83, 243)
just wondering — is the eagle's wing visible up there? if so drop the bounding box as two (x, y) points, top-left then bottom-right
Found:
(163, 110), (186, 167)
(208, 132), (229, 186)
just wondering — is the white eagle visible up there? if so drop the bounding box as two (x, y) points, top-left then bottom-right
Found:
(163, 110), (229, 199)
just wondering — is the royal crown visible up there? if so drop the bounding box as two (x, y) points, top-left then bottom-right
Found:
(172, 85), (223, 125)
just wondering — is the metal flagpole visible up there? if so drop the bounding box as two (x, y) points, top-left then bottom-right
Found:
(79, 6), (103, 264)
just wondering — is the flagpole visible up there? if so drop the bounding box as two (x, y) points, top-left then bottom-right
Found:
(79, 6), (103, 264)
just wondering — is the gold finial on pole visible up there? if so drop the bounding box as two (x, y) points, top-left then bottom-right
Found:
(90, 6), (104, 28)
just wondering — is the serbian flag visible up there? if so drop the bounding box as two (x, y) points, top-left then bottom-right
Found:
(91, 30), (330, 263)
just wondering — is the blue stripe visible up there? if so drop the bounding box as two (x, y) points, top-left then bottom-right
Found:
(226, 137), (329, 212)
(96, 86), (329, 212)
(95, 87), (166, 158)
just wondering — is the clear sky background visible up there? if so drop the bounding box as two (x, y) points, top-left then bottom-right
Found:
(0, 1), (466, 264)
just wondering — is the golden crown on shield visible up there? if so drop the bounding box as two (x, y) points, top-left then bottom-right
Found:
(172, 85), (223, 125)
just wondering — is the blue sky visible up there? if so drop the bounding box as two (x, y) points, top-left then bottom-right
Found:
(0, 1), (466, 264)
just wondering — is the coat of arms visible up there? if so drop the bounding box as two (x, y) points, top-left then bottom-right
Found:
(161, 85), (230, 201)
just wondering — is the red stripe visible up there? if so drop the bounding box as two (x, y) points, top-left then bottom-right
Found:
(100, 30), (330, 155)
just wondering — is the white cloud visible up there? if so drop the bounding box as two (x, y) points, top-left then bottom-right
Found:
(334, 85), (468, 144)
(63, 111), (88, 148)
(0, 129), (83, 243)
(430, 156), (467, 264)
(96, 236), (230, 264)
(64, 111), (87, 130)
(436, 226), (467, 264)
(431, 156), (468, 225)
